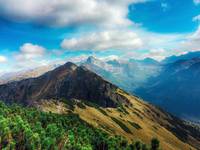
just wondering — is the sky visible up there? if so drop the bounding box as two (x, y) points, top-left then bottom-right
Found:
(0, 0), (200, 73)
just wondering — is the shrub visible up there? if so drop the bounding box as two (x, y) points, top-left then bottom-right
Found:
(151, 138), (160, 150)
(110, 117), (132, 133)
(128, 121), (142, 130)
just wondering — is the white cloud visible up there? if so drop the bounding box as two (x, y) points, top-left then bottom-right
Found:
(61, 27), (188, 61)
(61, 30), (143, 51)
(194, 0), (200, 5)
(0, 55), (7, 63)
(193, 15), (200, 22)
(181, 26), (200, 51)
(110, 29), (190, 61)
(122, 48), (168, 61)
(65, 55), (89, 63)
(137, 30), (185, 50)
(15, 43), (46, 61)
(0, 0), (197, 65)
(11, 43), (49, 70)
(144, 48), (167, 61)
(0, 0), (146, 27)
(99, 55), (119, 61)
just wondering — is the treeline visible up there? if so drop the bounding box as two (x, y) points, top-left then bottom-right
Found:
(0, 101), (161, 150)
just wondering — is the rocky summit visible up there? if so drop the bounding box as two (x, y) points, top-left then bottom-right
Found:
(0, 62), (129, 107)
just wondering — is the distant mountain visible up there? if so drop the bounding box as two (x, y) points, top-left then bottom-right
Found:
(0, 64), (59, 85)
(107, 59), (121, 67)
(82, 56), (130, 91)
(162, 51), (200, 64)
(82, 55), (200, 122)
(0, 61), (200, 149)
(130, 57), (159, 65)
(0, 56), (161, 93)
(82, 56), (161, 92)
(135, 57), (200, 121)
(2, 54), (200, 122)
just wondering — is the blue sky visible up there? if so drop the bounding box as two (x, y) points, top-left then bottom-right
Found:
(129, 0), (200, 33)
(0, 0), (200, 72)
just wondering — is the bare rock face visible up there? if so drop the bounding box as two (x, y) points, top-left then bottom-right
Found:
(0, 62), (129, 107)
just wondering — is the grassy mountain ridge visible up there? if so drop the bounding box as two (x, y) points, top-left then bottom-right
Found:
(37, 89), (200, 150)
(1, 101), (160, 150)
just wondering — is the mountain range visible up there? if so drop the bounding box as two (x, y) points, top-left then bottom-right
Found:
(0, 64), (59, 84)
(82, 52), (200, 122)
(0, 61), (200, 149)
(162, 51), (200, 64)
(1, 51), (200, 122)
(136, 57), (200, 121)
(82, 56), (161, 92)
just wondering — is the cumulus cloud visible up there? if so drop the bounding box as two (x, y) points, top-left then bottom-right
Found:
(0, 55), (7, 63)
(193, 15), (200, 22)
(0, 0), (145, 27)
(181, 26), (200, 51)
(61, 30), (143, 51)
(11, 43), (49, 70)
(60, 28), (188, 61)
(15, 43), (46, 61)
(65, 55), (90, 63)
(112, 29), (190, 61)
(138, 30), (185, 50)
(144, 48), (167, 61)
(122, 48), (168, 61)
(0, 0), (196, 64)
(99, 55), (119, 61)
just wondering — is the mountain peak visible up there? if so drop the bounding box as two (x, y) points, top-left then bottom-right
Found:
(86, 56), (97, 63)
(129, 58), (159, 65)
(143, 57), (157, 62)
(107, 59), (121, 67)
(162, 51), (200, 64)
(139, 58), (159, 65)
(0, 61), (129, 107)
(63, 62), (77, 69)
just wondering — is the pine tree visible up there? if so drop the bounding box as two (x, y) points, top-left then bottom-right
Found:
(151, 138), (160, 150)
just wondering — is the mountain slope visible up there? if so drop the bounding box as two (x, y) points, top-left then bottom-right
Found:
(38, 90), (200, 150)
(0, 62), (129, 107)
(0, 64), (59, 85)
(82, 56), (161, 92)
(162, 51), (200, 64)
(82, 56), (200, 122)
(135, 57), (200, 121)
(0, 62), (200, 149)
(1, 101), (147, 150)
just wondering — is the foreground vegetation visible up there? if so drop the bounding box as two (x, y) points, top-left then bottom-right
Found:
(0, 101), (161, 150)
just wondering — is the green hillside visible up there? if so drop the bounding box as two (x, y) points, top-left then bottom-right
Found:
(0, 102), (160, 150)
